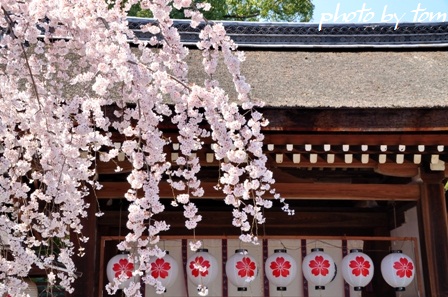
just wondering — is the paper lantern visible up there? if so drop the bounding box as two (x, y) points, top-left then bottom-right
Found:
(225, 249), (258, 291)
(302, 248), (336, 290)
(265, 249), (298, 291)
(341, 249), (374, 291)
(186, 249), (218, 295)
(149, 251), (179, 290)
(381, 250), (415, 291)
(106, 254), (139, 289)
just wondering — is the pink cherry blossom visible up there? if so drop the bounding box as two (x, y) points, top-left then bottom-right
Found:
(0, 1), (284, 296)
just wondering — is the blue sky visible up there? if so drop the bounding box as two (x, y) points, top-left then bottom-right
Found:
(310, 0), (448, 24)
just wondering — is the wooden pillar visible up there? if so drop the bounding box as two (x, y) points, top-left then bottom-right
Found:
(70, 192), (98, 297)
(418, 166), (448, 297)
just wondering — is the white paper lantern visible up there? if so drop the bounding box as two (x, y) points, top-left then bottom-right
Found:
(341, 249), (374, 291)
(265, 249), (298, 291)
(302, 248), (336, 290)
(106, 254), (139, 289)
(225, 249), (258, 291)
(186, 249), (218, 294)
(381, 250), (415, 291)
(149, 252), (179, 290)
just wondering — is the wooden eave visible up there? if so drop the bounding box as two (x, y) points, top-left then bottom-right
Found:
(96, 106), (448, 202)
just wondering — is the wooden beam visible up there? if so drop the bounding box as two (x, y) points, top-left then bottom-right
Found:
(96, 153), (437, 174)
(98, 210), (390, 237)
(103, 105), (448, 132)
(417, 168), (448, 296)
(111, 131), (448, 147)
(262, 133), (448, 146)
(96, 159), (133, 174)
(374, 163), (419, 177)
(262, 108), (448, 132)
(100, 235), (418, 241)
(97, 181), (420, 201)
(96, 153), (383, 174)
(98, 210), (389, 229)
(267, 153), (379, 168)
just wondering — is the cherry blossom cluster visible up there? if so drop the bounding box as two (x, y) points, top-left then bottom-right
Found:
(0, 0), (290, 296)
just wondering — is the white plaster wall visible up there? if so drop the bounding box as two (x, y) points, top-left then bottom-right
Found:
(390, 207), (425, 297)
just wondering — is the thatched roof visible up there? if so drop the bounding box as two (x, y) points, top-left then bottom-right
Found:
(128, 19), (448, 108)
(186, 49), (448, 108)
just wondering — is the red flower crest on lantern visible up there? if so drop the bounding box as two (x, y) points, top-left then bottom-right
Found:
(151, 258), (171, 279)
(112, 258), (134, 278)
(236, 256), (256, 278)
(189, 256), (210, 277)
(393, 257), (414, 278)
(270, 256), (292, 278)
(309, 255), (331, 276)
(349, 256), (371, 277)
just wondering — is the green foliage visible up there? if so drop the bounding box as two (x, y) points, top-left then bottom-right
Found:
(225, 0), (314, 22)
(129, 0), (314, 22)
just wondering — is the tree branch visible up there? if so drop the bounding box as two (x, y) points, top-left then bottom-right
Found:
(1, 6), (42, 110)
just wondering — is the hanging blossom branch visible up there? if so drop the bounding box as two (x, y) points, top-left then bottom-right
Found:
(0, 0), (291, 296)
(193, 9), (294, 244)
